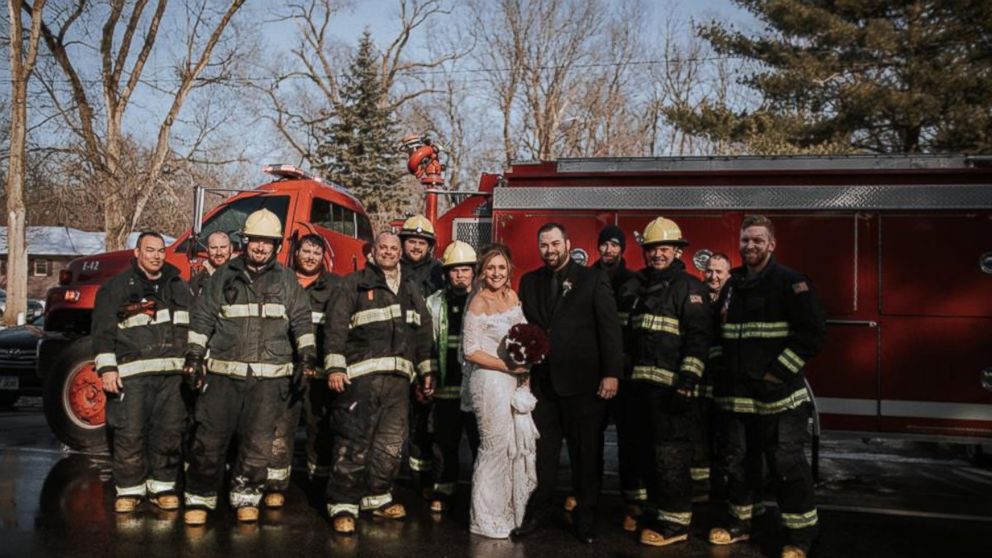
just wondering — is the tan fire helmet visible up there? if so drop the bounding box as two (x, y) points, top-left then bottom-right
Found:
(441, 240), (477, 268)
(640, 216), (689, 247)
(399, 214), (436, 244)
(242, 208), (283, 240)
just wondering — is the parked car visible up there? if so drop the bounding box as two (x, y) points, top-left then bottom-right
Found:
(0, 313), (44, 408)
(0, 288), (45, 321)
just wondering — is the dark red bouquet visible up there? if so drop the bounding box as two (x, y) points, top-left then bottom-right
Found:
(505, 323), (550, 366)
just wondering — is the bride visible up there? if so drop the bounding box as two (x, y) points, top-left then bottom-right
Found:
(460, 244), (539, 539)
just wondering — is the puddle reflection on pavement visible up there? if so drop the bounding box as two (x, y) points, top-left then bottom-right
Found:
(2, 423), (992, 557)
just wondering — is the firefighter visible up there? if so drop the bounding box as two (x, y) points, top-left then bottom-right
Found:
(93, 231), (191, 513)
(182, 209), (317, 525)
(708, 215), (825, 558)
(424, 240), (481, 513)
(590, 225), (646, 529)
(263, 234), (342, 508)
(704, 252), (732, 303)
(189, 231), (233, 296)
(692, 251), (733, 500)
(324, 231), (435, 535)
(399, 214), (445, 297)
(398, 214), (444, 497)
(617, 217), (712, 547)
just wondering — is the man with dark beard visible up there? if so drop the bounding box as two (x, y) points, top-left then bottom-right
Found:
(514, 222), (623, 544)
(398, 215), (445, 498)
(590, 225), (645, 531)
(263, 234), (341, 508)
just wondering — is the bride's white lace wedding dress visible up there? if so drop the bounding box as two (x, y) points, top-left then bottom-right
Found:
(461, 304), (539, 539)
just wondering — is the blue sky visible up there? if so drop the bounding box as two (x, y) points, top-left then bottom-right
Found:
(303, 0), (754, 56)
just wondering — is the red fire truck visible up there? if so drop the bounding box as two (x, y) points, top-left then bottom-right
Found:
(39, 152), (992, 454)
(431, 155), (992, 448)
(38, 165), (373, 451)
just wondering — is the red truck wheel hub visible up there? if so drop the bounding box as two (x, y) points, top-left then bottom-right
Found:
(64, 363), (106, 429)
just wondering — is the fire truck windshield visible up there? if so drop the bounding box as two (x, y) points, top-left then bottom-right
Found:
(177, 195), (291, 254)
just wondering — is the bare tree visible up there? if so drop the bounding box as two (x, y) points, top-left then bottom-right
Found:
(468, 0), (526, 166)
(5, 0), (46, 325)
(258, 0), (466, 169)
(27, 0), (247, 250)
(558, 1), (649, 157)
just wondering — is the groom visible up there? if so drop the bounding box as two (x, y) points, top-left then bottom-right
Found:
(514, 222), (623, 544)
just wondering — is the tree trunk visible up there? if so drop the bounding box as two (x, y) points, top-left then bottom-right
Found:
(5, 0), (46, 326)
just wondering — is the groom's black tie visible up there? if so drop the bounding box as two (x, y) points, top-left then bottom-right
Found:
(548, 270), (561, 315)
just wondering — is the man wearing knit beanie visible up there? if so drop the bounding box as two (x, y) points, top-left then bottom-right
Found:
(591, 224), (646, 532)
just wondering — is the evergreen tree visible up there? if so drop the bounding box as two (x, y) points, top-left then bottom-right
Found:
(668, 1), (992, 153)
(314, 31), (402, 214)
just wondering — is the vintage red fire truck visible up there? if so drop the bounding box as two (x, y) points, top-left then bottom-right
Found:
(38, 165), (373, 451)
(39, 151), (992, 455)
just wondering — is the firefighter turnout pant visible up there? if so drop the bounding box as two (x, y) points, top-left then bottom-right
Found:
(409, 394), (433, 489)
(267, 384), (305, 493)
(107, 374), (185, 498)
(430, 398), (479, 499)
(691, 395), (714, 495)
(185, 375), (289, 510)
(634, 382), (697, 531)
(304, 380), (335, 479)
(610, 379), (648, 505)
(327, 374), (410, 518)
(718, 404), (817, 549)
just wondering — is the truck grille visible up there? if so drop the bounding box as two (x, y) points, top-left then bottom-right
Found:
(452, 218), (492, 250)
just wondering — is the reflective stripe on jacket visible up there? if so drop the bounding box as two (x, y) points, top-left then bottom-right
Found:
(186, 256), (315, 379)
(618, 259), (712, 390)
(92, 260), (191, 378)
(324, 264), (434, 382)
(712, 256), (826, 412)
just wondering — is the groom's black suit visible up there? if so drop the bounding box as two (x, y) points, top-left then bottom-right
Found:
(519, 258), (623, 530)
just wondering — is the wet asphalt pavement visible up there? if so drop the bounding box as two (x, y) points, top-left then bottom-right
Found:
(1, 398), (991, 557)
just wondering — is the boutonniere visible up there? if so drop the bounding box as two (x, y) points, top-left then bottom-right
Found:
(562, 278), (574, 297)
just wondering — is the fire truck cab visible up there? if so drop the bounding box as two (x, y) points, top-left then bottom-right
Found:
(435, 155), (992, 443)
(39, 166), (372, 451)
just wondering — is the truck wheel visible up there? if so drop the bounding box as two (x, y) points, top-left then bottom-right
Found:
(42, 336), (109, 453)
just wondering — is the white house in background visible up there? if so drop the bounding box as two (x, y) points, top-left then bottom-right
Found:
(0, 227), (175, 298)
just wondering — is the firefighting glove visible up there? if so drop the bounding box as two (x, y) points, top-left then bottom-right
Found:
(672, 373), (698, 413)
(294, 350), (319, 389)
(183, 355), (206, 392)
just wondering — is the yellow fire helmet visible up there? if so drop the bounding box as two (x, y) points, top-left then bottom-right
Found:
(399, 214), (436, 243)
(441, 240), (477, 268)
(640, 216), (689, 247)
(242, 208), (283, 240)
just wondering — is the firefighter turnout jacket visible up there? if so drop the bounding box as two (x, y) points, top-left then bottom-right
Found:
(324, 264), (435, 382)
(402, 256), (445, 299)
(713, 256), (826, 414)
(618, 259), (712, 393)
(426, 288), (469, 400)
(189, 261), (221, 297)
(186, 255), (316, 377)
(304, 270), (341, 370)
(93, 260), (191, 378)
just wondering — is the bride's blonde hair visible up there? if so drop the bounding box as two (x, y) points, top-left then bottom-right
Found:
(475, 243), (514, 290)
